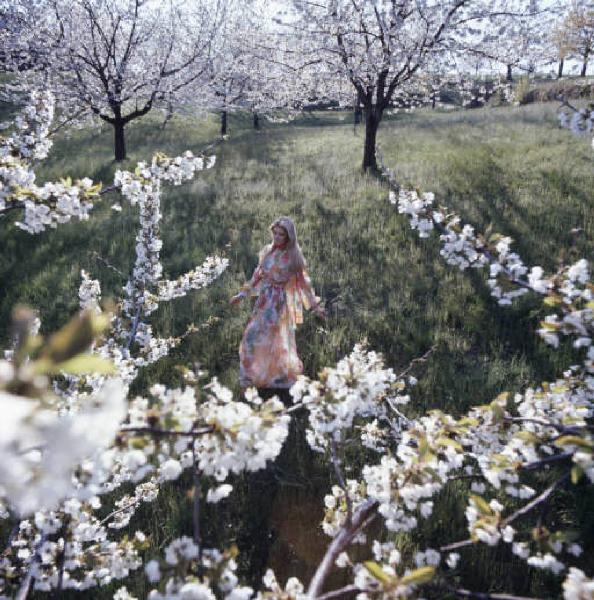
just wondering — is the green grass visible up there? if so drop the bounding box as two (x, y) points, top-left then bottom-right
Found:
(2, 102), (593, 597)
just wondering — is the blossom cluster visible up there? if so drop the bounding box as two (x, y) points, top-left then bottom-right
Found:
(143, 540), (253, 600)
(195, 382), (290, 480)
(558, 102), (594, 149)
(458, 77), (514, 108)
(0, 353), (127, 516)
(290, 344), (411, 452)
(78, 269), (102, 313)
(0, 90), (103, 233)
(0, 339), (293, 597)
(3, 515), (147, 593)
(114, 151), (225, 323)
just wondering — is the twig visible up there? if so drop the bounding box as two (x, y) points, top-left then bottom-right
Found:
(521, 453), (572, 471)
(501, 473), (570, 527)
(286, 401), (305, 414)
(503, 417), (586, 436)
(331, 439), (352, 524)
(453, 589), (543, 600)
(440, 473), (570, 553)
(316, 585), (366, 600)
(192, 446), (201, 553)
(53, 515), (71, 597)
(91, 251), (126, 278)
(307, 500), (379, 598)
(119, 425), (214, 437)
(395, 344), (436, 381)
(99, 499), (141, 527)
(15, 533), (46, 600)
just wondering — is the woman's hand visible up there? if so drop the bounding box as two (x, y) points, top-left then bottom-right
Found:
(313, 303), (326, 320)
(229, 292), (246, 305)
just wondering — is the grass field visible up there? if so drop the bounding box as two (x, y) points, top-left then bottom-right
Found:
(1, 101), (593, 597)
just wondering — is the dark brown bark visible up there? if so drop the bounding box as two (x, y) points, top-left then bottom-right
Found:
(362, 109), (380, 172)
(307, 499), (379, 598)
(114, 119), (126, 162)
(221, 110), (228, 136)
(581, 53), (589, 77)
(558, 58), (564, 79)
(253, 112), (260, 130)
(506, 64), (513, 82)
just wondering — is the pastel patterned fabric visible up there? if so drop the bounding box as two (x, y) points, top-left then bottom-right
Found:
(239, 247), (319, 389)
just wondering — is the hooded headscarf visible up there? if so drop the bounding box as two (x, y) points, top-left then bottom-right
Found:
(262, 216), (306, 273)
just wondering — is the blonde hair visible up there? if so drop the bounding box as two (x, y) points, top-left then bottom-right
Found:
(259, 216), (306, 273)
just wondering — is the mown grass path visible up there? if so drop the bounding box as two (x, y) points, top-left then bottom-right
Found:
(1, 103), (593, 597)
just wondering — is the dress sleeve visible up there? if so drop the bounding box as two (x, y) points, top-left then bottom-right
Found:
(285, 267), (321, 326)
(295, 268), (320, 310)
(241, 264), (263, 296)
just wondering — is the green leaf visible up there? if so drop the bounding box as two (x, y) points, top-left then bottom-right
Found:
(42, 311), (107, 364)
(543, 295), (562, 307)
(571, 465), (584, 485)
(436, 437), (463, 452)
(554, 436), (592, 449)
(131, 438), (147, 450)
(400, 566), (436, 586)
(490, 402), (505, 421)
(53, 353), (116, 375)
(418, 435), (430, 458)
(470, 495), (493, 516)
(363, 561), (396, 586)
(515, 431), (538, 443)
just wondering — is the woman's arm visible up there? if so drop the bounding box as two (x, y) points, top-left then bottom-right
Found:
(242, 264), (263, 294)
(230, 264), (263, 305)
(296, 269), (325, 318)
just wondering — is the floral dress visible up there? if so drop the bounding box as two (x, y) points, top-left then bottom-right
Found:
(239, 248), (320, 389)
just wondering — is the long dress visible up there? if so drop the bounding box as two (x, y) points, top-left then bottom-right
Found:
(239, 247), (320, 389)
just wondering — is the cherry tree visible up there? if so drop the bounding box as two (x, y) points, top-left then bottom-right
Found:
(564, 0), (594, 77)
(1, 0), (225, 161)
(550, 12), (575, 78)
(462, 0), (552, 82)
(284, 0), (546, 172)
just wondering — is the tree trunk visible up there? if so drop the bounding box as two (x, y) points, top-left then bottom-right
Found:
(253, 112), (260, 130)
(506, 64), (513, 82)
(558, 58), (564, 79)
(581, 54), (588, 77)
(362, 109), (380, 172)
(114, 119), (126, 162)
(221, 110), (228, 136)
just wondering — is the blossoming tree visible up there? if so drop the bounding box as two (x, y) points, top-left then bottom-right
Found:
(1, 0), (225, 161)
(283, 0), (543, 171)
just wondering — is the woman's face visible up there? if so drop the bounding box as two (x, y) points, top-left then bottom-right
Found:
(272, 225), (289, 247)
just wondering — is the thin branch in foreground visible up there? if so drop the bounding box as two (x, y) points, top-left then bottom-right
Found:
(440, 472), (570, 553)
(316, 584), (366, 600)
(453, 588), (543, 600)
(118, 426), (214, 437)
(331, 439), (352, 523)
(307, 499), (379, 599)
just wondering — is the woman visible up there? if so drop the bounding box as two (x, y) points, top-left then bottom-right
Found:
(230, 216), (325, 390)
